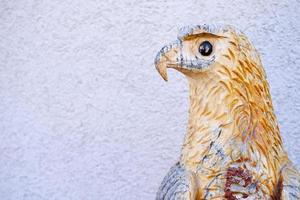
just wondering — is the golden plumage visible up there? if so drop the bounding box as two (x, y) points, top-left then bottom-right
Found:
(155, 25), (300, 200)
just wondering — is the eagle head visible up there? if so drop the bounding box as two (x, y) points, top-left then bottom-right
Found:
(154, 24), (263, 82)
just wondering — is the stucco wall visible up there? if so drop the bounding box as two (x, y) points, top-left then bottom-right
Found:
(0, 0), (299, 199)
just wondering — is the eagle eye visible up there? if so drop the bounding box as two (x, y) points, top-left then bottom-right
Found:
(199, 41), (213, 56)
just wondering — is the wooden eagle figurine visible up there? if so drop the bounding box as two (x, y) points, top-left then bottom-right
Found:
(154, 25), (300, 200)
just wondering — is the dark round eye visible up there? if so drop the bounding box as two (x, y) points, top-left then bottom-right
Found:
(199, 41), (213, 56)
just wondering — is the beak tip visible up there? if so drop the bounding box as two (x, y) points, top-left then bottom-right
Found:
(162, 75), (168, 82)
(155, 63), (168, 82)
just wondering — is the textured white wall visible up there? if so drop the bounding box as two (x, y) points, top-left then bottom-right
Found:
(0, 0), (299, 199)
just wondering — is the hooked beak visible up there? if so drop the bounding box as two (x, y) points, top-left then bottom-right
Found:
(154, 41), (181, 81)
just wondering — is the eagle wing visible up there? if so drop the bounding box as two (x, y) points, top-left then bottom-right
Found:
(280, 161), (300, 199)
(156, 162), (197, 200)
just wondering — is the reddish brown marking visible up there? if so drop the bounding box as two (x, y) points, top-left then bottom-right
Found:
(224, 167), (257, 200)
(272, 174), (283, 200)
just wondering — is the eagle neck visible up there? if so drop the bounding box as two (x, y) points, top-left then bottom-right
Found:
(180, 76), (234, 170)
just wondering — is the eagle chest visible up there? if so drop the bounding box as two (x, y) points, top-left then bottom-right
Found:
(197, 167), (271, 200)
